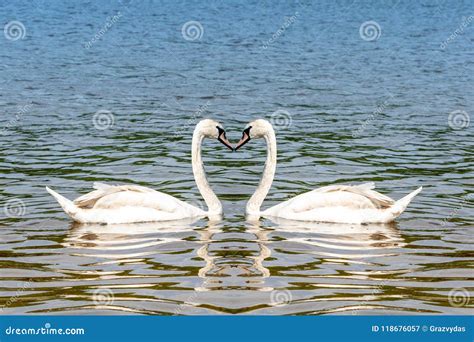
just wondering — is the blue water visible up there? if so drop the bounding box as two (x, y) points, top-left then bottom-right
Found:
(0, 0), (472, 315)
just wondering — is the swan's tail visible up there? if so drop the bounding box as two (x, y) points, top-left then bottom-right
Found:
(46, 187), (80, 219)
(386, 186), (422, 220)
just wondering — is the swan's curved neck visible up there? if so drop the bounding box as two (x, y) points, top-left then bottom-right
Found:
(246, 129), (277, 215)
(192, 131), (222, 215)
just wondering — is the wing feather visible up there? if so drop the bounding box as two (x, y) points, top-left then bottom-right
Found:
(74, 183), (160, 208)
(312, 183), (394, 208)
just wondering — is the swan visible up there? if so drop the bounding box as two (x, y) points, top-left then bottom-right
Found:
(234, 119), (422, 224)
(46, 119), (233, 224)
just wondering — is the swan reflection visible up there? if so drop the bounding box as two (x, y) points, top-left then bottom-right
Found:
(63, 217), (272, 292)
(260, 217), (408, 287)
(60, 212), (405, 314)
(263, 216), (405, 249)
(195, 219), (271, 291)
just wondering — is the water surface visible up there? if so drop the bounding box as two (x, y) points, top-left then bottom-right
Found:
(0, 0), (473, 314)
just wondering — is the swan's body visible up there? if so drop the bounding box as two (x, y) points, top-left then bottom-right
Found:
(261, 182), (422, 224)
(236, 119), (422, 224)
(46, 119), (232, 224)
(46, 183), (206, 224)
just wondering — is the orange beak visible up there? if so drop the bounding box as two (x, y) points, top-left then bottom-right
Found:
(234, 128), (251, 151)
(218, 130), (234, 151)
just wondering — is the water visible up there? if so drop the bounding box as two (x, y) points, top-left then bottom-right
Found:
(0, 0), (473, 315)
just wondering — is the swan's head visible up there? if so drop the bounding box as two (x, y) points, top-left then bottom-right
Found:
(235, 119), (274, 150)
(196, 119), (233, 150)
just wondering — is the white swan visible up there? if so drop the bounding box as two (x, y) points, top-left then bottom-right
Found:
(235, 119), (422, 224)
(46, 119), (233, 224)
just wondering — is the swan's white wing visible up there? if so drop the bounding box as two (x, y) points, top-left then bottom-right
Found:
(92, 182), (116, 191)
(312, 182), (375, 193)
(312, 182), (395, 208)
(74, 183), (154, 207)
(266, 183), (395, 215)
(73, 183), (185, 213)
